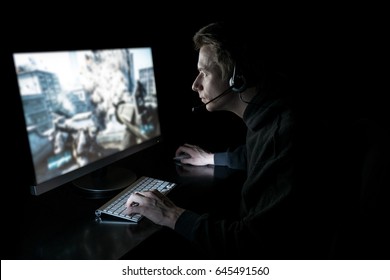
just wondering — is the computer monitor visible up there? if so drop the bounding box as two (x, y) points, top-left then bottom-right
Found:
(13, 47), (163, 196)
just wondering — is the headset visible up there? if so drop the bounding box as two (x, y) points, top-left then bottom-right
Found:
(229, 64), (247, 93)
(192, 63), (248, 112)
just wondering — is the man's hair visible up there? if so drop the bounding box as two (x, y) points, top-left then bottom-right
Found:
(193, 21), (265, 88)
(193, 21), (290, 93)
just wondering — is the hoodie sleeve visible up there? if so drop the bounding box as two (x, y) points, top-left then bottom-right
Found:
(214, 145), (247, 170)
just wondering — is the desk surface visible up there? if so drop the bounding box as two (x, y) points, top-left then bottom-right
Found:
(8, 146), (245, 260)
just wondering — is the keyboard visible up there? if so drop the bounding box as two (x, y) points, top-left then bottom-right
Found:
(95, 176), (177, 223)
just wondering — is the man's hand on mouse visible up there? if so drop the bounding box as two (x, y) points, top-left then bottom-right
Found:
(174, 143), (214, 166)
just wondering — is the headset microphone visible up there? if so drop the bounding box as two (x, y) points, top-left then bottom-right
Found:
(192, 64), (246, 112)
(191, 86), (233, 112)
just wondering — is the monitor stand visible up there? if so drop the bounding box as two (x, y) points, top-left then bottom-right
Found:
(72, 166), (137, 199)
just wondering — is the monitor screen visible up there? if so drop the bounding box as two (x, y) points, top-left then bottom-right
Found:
(13, 47), (162, 196)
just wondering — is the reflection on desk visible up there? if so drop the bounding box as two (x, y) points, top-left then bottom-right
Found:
(25, 219), (161, 259)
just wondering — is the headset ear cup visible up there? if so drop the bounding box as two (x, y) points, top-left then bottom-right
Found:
(229, 74), (247, 93)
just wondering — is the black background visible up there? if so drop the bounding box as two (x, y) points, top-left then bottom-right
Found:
(2, 5), (387, 259)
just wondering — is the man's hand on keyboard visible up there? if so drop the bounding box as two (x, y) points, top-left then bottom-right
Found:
(125, 189), (185, 229)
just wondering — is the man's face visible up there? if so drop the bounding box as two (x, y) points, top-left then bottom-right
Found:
(192, 45), (232, 111)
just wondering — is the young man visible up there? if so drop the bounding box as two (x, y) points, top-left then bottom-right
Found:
(125, 21), (333, 259)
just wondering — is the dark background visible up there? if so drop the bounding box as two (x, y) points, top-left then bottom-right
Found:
(2, 6), (387, 259)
